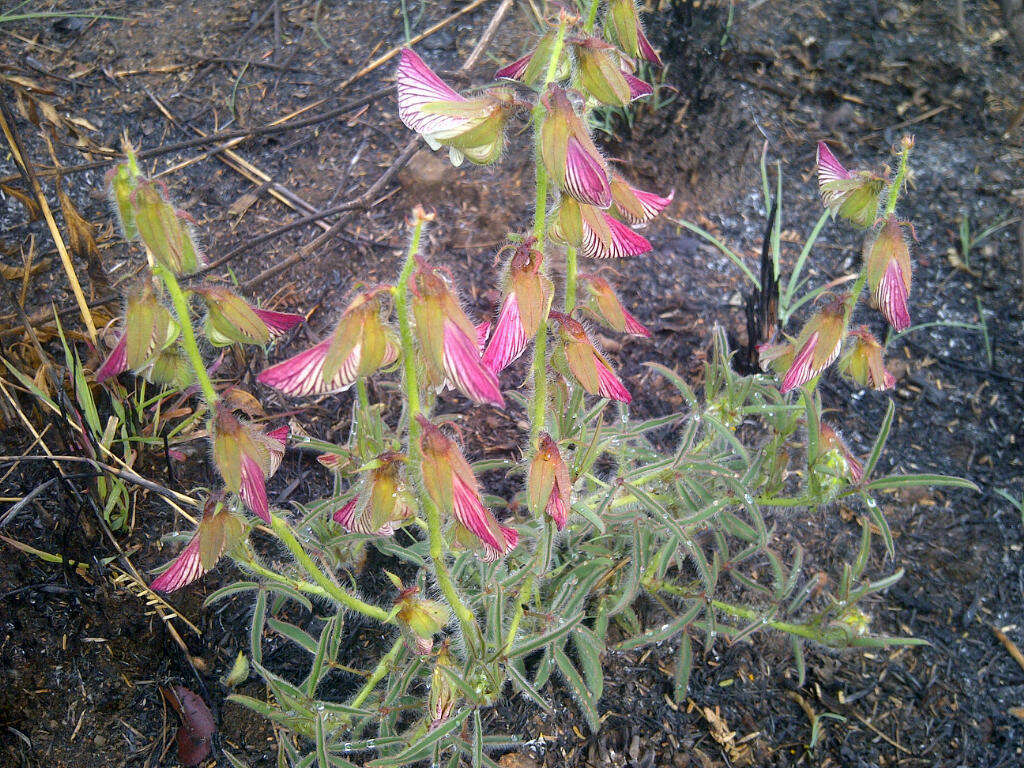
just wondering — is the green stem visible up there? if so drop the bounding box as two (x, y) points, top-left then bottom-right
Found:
(585, 0), (600, 33)
(349, 637), (405, 710)
(394, 214), (479, 645)
(527, 14), (569, 444)
(153, 263), (219, 408)
(356, 377), (371, 415)
(883, 139), (912, 218)
(237, 545), (332, 600)
(564, 245), (578, 312)
(270, 513), (392, 623)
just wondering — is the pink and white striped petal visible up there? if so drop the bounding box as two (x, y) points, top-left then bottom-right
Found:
(451, 473), (510, 557)
(779, 331), (841, 394)
(333, 497), (400, 536)
(481, 293), (529, 373)
(545, 491), (570, 531)
(150, 534), (204, 593)
(258, 339), (397, 397)
(495, 53), (532, 81)
(253, 308), (304, 337)
(616, 185), (675, 225)
(96, 334), (128, 383)
(816, 141), (854, 209)
(239, 453), (270, 522)
(477, 525), (519, 563)
(442, 320), (505, 407)
(475, 320), (490, 351)
(622, 72), (653, 101)
(582, 212), (653, 259)
(875, 260), (911, 332)
(638, 28), (663, 67)
(564, 137), (612, 208)
(596, 358), (632, 403)
(264, 426), (289, 477)
(621, 307), (652, 338)
(396, 48), (470, 139)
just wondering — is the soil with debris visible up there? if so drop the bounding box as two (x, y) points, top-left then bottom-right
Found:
(2, 1), (1023, 767)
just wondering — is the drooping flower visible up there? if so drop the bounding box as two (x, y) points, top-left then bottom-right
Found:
(411, 261), (505, 407)
(495, 30), (570, 83)
(332, 452), (413, 536)
(527, 433), (572, 530)
(863, 216), (912, 332)
(573, 37), (652, 107)
(151, 496), (246, 592)
(194, 286), (303, 347)
(609, 176), (674, 225)
(551, 196), (653, 259)
(396, 48), (514, 166)
(816, 142), (884, 229)
(258, 290), (398, 397)
(212, 405), (288, 522)
(759, 296), (847, 394)
(96, 281), (180, 383)
(540, 86), (612, 208)
(577, 273), (651, 337)
(840, 327), (896, 390)
(550, 312), (632, 403)
(481, 239), (553, 373)
(605, 0), (663, 67)
(417, 415), (518, 560)
(387, 572), (449, 656)
(818, 423), (864, 483)
(131, 179), (205, 275)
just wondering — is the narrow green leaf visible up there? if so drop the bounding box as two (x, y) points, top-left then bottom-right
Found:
(674, 632), (693, 703)
(617, 603), (702, 651)
(553, 645), (600, 733)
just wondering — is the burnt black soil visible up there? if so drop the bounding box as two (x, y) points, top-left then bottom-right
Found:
(2, 1), (1023, 767)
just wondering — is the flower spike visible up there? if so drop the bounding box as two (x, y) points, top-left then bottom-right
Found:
(396, 48), (513, 166)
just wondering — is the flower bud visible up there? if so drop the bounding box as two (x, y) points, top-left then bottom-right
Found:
(412, 262), (504, 407)
(578, 273), (651, 337)
(428, 642), (457, 730)
(195, 286), (303, 347)
(816, 142), (883, 229)
(495, 30), (570, 83)
(396, 48), (513, 166)
(605, 0), (662, 66)
(818, 423), (864, 483)
(131, 180), (204, 275)
(550, 312), (632, 403)
(863, 217), (912, 332)
(392, 577), (448, 656)
(778, 296), (847, 393)
(482, 239), (553, 373)
(417, 415), (517, 560)
(527, 433), (572, 530)
(840, 327), (895, 390)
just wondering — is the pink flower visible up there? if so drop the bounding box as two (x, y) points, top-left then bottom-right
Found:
(552, 197), (653, 259)
(573, 37), (653, 107)
(396, 48), (512, 166)
(609, 177), (674, 225)
(411, 261), (505, 407)
(151, 498), (246, 593)
(196, 286), (303, 347)
(258, 290), (398, 396)
(819, 423), (864, 483)
(482, 239), (552, 373)
(840, 327), (896, 391)
(212, 406), (288, 522)
(775, 297), (847, 394)
(864, 217), (913, 332)
(606, 0), (663, 67)
(540, 87), (612, 208)
(417, 415), (517, 560)
(578, 273), (651, 337)
(333, 452), (412, 536)
(96, 334), (128, 382)
(816, 141), (884, 229)
(550, 312), (632, 403)
(528, 433), (572, 530)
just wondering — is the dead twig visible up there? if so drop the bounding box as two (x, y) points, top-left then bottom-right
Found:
(992, 626), (1024, 674)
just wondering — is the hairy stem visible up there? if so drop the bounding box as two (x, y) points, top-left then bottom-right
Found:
(348, 637), (405, 710)
(153, 263), (219, 408)
(565, 245), (578, 312)
(270, 513), (393, 622)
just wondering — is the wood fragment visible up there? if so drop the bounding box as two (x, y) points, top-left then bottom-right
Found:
(992, 626), (1024, 674)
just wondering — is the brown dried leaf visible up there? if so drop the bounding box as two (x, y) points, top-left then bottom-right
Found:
(0, 257), (51, 281)
(161, 685), (215, 767)
(0, 184), (40, 220)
